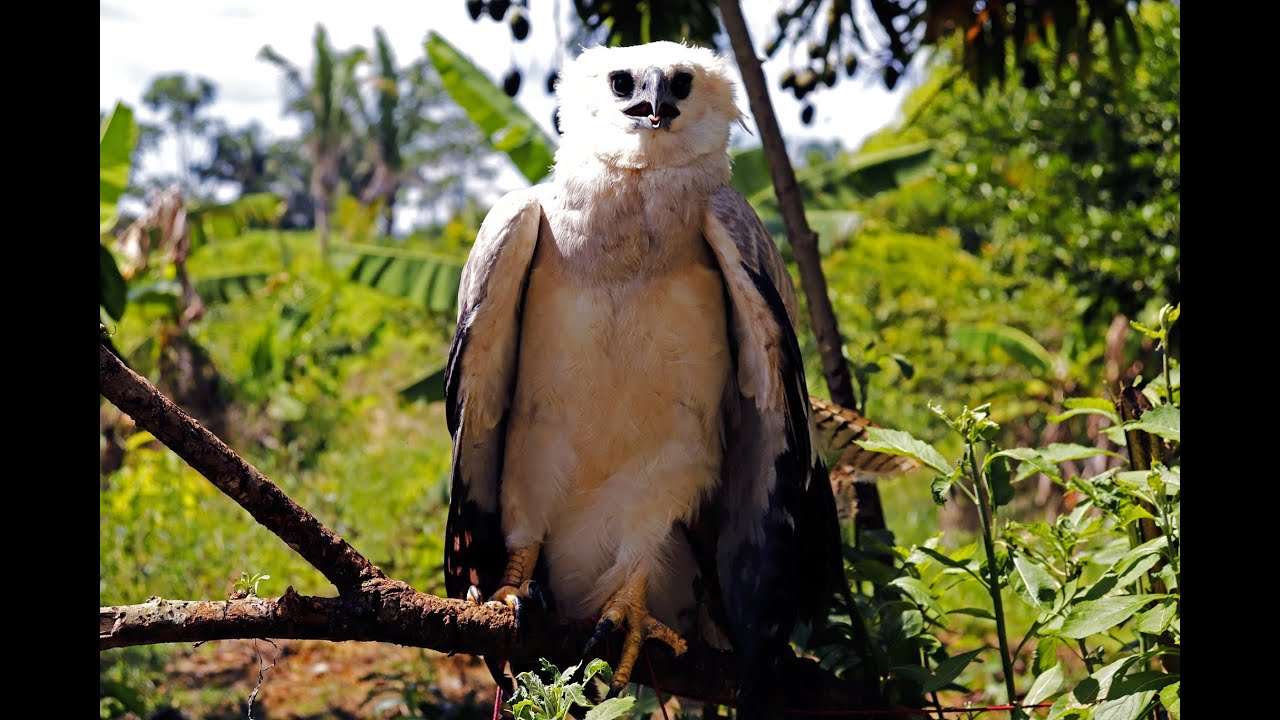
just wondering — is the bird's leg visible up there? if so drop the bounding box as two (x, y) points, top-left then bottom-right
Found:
(582, 572), (688, 692)
(467, 544), (552, 640)
(490, 543), (541, 606)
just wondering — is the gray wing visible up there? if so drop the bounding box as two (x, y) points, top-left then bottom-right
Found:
(443, 186), (544, 600)
(701, 185), (844, 709)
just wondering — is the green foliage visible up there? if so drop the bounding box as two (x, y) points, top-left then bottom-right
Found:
(853, 304), (1181, 717)
(507, 659), (634, 720)
(233, 571), (272, 597)
(426, 31), (556, 185)
(101, 102), (137, 233)
(863, 4), (1180, 328)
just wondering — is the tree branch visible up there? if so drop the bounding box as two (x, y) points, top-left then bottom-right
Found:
(99, 585), (875, 711)
(99, 337), (383, 593)
(98, 333), (894, 712)
(716, 0), (888, 532)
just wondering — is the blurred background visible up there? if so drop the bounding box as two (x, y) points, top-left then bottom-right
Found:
(100, 0), (1179, 717)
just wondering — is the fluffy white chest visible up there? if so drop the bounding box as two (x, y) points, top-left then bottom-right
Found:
(498, 218), (731, 618)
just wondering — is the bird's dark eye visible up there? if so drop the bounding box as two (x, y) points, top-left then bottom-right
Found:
(670, 71), (693, 100)
(609, 71), (634, 97)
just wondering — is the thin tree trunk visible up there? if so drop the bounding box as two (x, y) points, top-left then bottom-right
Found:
(716, 0), (887, 532)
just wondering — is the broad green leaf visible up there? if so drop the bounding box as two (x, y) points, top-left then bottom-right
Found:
(1107, 670), (1177, 699)
(583, 696), (635, 720)
(100, 102), (137, 233)
(194, 272), (272, 304)
(1047, 693), (1089, 720)
(1025, 663), (1065, 706)
(1074, 656), (1141, 704)
(333, 242), (465, 313)
(1159, 681), (1180, 719)
(1061, 596), (1162, 638)
(889, 576), (944, 618)
(1012, 554), (1059, 610)
(583, 658), (612, 684)
(1049, 397), (1120, 425)
(1128, 404), (1179, 442)
(991, 447), (1061, 483)
(1114, 554), (1161, 590)
(1033, 636), (1061, 675)
(924, 647), (984, 693)
(989, 454), (1014, 506)
(930, 474), (953, 506)
(426, 32), (556, 184)
(1094, 691), (1155, 720)
(100, 244), (127, 320)
(856, 427), (953, 475)
(951, 322), (1054, 374)
(729, 146), (773, 198)
(400, 365), (448, 403)
(950, 606), (995, 620)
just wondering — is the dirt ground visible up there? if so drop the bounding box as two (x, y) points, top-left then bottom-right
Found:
(156, 639), (500, 719)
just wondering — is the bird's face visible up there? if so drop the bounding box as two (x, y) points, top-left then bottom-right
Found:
(555, 41), (744, 170)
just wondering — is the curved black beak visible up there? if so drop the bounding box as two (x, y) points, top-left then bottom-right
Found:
(623, 67), (681, 130)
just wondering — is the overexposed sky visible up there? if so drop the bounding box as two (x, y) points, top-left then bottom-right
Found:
(100, 0), (920, 216)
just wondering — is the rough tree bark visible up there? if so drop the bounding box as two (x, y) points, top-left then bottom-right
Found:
(98, 333), (898, 713)
(715, 0), (888, 533)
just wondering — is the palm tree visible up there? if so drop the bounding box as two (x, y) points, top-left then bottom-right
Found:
(259, 25), (365, 257)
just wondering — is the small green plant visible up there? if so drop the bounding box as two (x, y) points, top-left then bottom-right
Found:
(506, 659), (634, 720)
(853, 303), (1180, 719)
(233, 571), (272, 598)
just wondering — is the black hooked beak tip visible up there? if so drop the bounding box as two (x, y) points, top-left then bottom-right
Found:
(624, 67), (680, 130)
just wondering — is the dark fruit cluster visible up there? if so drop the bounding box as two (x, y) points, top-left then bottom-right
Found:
(464, 0), (529, 43)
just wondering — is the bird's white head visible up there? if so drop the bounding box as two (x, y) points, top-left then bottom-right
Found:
(554, 41), (745, 171)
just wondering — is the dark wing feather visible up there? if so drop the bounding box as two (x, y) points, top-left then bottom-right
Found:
(702, 186), (844, 716)
(443, 187), (544, 601)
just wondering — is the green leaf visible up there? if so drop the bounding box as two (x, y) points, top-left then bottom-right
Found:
(989, 454), (1014, 506)
(1048, 397), (1121, 425)
(1033, 636), (1061, 675)
(1094, 691), (1155, 720)
(1060, 596), (1162, 638)
(923, 647), (984, 693)
(991, 447), (1061, 483)
(583, 696), (635, 720)
(583, 658), (613, 685)
(856, 427), (953, 475)
(100, 244), (127, 320)
(332, 242), (465, 313)
(399, 365), (448, 403)
(950, 606), (996, 621)
(194, 272), (272, 304)
(889, 576), (944, 618)
(1159, 681), (1180, 719)
(951, 322), (1054, 375)
(1074, 656), (1141, 704)
(1129, 405), (1179, 443)
(100, 102), (137, 233)
(930, 474), (953, 506)
(426, 32), (556, 184)
(1012, 554), (1059, 610)
(1025, 663), (1065, 706)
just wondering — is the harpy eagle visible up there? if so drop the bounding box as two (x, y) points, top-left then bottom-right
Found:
(443, 41), (845, 713)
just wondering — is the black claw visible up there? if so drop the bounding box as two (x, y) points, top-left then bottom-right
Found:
(526, 580), (553, 613)
(510, 595), (527, 639)
(581, 618), (615, 659)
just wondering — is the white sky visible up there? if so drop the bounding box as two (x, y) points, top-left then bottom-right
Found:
(100, 0), (920, 223)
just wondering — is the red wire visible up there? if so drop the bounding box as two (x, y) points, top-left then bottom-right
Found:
(492, 686), (502, 720)
(645, 653), (671, 720)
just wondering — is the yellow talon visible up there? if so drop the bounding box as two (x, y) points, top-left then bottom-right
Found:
(587, 574), (687, 689)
